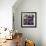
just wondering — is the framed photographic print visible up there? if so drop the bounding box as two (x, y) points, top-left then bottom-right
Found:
(21, 12), (37, 28)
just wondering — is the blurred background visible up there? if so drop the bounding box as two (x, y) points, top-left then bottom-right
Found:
(0, 0), (46, 46)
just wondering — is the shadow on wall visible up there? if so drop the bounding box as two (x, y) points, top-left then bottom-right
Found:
(12, 0), (24, 11)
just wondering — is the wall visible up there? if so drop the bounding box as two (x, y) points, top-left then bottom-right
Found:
(41, 0), (46, 46)
(0, 0), (16, 30)
(13, 0), (41, 46)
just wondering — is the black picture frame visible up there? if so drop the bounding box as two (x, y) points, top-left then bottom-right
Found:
(21, 12), (37, 28)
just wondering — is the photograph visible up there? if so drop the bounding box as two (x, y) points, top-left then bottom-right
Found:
(21, 12), (37, 28)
